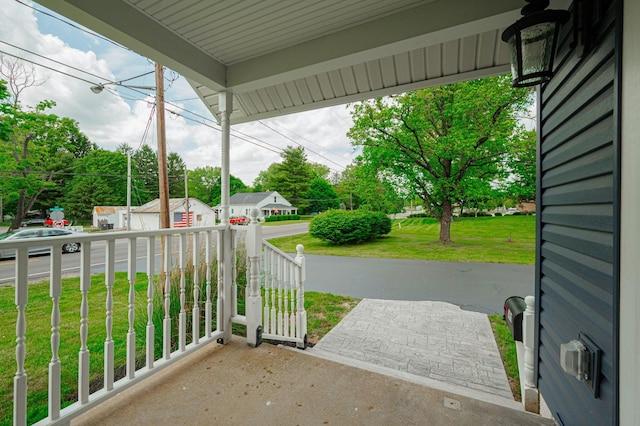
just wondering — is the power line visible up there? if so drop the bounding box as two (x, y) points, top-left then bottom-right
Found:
(258, 120), (346, 171)
(0, 48), (97, 85)
(14, 0), (134, 52)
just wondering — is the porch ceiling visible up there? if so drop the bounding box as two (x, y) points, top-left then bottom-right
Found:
(36, 0), (559, 124)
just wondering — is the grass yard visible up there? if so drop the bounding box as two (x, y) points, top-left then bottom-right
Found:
(490, 314), (521, 401)
(269, 215), (536, 265)
(0, 273), (150, 425)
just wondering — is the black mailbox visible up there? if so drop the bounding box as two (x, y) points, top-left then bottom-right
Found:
(503, 296), (526, 342)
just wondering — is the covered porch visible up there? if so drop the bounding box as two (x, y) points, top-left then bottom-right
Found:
(5, 0), (640, 424)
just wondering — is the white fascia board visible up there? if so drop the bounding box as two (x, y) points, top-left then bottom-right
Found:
(37, 0), (227, 91)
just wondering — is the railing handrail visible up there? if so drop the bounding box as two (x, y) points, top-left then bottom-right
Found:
(261, 239), (302, 266)
(0, 224), (228, 250)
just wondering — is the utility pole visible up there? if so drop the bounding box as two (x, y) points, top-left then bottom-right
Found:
(184, 170), (190, 227)
(156, 62), (170, 229)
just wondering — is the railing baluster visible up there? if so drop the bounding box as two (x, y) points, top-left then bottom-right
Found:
(48, 246), (62, 421)
(263, 248), (270, 334)
(78, 242), (92, 404)
(179, 233), (187, 352)
(14, 247), (28, 426)
(104, 240), (115, 390)
(205, 231), (213, 337)
(289, 262), (296, 338)
(126, 238), (137, 378)
(231, 229), (238, 318)
(283, 261), (289, 337)
(192, 232), (200, 344)
(295, 244), (307, 348)
(270, 251), (277, 334)
(163, 235), (172, 360)
(146, 236), (155, 369)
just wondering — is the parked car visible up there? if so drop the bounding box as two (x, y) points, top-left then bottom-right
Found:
(0, 228), (83, 260)
(21, 218), (47, 227)
(229, 215), (249, 225)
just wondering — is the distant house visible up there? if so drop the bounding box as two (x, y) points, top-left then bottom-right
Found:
(227, 191), (297, 218)
(130, 198), (217, 230)
(92, 206), (133, 229)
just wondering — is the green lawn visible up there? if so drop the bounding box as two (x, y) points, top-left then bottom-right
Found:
(269, 215), (536, 265)
(490, 314), (521, 400)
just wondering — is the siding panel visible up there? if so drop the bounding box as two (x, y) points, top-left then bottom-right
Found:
(536, 1), (619, 424)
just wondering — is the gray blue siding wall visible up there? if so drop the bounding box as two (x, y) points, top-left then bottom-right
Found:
(536, 1), (620, 424)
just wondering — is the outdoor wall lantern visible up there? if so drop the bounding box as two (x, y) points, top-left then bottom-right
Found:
(502, 0), (570, 87)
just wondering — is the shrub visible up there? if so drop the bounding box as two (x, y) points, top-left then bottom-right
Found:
(494, 212), (503, 217)
(408, 212), (431, 218)
(264, 214), (300, 222)
(309, 210), (392, 245)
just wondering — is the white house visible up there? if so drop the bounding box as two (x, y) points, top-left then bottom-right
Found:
(227, 191), (297, 218)
(92, 206), (133, 229)
(130, 198), (217, 230)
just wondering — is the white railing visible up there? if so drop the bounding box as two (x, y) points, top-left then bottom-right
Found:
(235, 210), (307, 349)
(260, 240), (307, 348)
(2, 225), (233, 426)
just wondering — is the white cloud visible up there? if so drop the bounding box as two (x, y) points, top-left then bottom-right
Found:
(0, 0), (359, 186)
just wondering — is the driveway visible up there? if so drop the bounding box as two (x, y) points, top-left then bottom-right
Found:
(304, 255), (534, 314)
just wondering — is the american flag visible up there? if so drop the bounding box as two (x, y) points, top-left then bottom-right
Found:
(173, 212), (193, 228)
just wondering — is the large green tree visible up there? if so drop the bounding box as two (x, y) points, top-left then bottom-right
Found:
(63, 149), (129, 220)
(168, 152), (187, 198)
(188, 166), (246, 206)
(252, 146), (317, 211)
(503, 129), (536, 202)
(0, 81), (94, 229)
(131, 145), (158, 204)
(305, 177), (340, 213)
(348, 75), (531, 243)
(334, 162), (404, 213)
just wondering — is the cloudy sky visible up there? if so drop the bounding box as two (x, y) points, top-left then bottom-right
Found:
(0, 0), (359, 185)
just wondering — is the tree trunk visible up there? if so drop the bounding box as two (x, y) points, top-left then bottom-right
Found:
(439, 199), (453, 243)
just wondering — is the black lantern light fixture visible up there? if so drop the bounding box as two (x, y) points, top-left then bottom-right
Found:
(502, 0), (570, 87)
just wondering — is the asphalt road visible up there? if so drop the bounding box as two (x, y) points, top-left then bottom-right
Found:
(303, 255), (534, 314)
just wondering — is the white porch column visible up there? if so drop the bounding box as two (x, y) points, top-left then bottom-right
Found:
(245, 209), (263, 347)
(620, 1), (640, 424)
(219, 91), (232, 225)
(219, 91), (233, 343)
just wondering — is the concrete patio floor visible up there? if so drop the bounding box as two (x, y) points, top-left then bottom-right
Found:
(72, 338), (553, 426)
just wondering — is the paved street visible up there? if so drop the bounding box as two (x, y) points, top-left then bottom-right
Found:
(304, 255), (534, 314)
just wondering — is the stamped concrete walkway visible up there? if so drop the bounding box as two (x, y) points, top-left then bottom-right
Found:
(309, 299), (515, 406)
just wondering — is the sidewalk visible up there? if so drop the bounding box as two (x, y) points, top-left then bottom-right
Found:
(309, 299), (516, 406)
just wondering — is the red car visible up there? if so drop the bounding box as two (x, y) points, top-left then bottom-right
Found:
(45, 218), (70, 227)
(229, 215), (249, 225)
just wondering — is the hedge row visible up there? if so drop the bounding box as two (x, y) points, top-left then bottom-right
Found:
(264, 214), (300, 222)
(309, 210), (391, 245)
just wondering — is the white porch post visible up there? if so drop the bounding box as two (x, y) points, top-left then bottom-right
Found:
(521, 296), (538, 413)
(620, 1), (640, 424)
(219, 91), (233, 343)
(245, 209), (263, 347)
